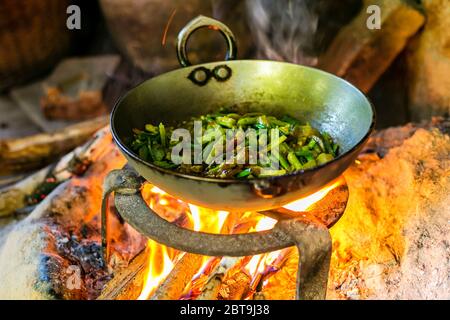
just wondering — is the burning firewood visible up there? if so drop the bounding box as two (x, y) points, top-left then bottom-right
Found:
(0, 116), (108, 175)
(151, 212), (242, 300)
(219, 269), (252, 300)
(0, 132), (146, 299)
(319, 0), (425, 93)
(150, 253), (204, 300)
(196, 257), (241, 300)
(0, 126), (110, 217)
(0, 118), (448, 300)
(256, 250), (299, 300)
(260, 118), (450, 300)
(97, 249), (148, 300)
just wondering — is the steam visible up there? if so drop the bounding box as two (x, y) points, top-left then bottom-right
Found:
(245, 0), (319, 66)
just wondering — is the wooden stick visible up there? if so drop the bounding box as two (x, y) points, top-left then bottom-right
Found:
(195, 213), (262, 300)
(197, 275), (223, 300)
(150, 212), (241, 300)
(0, 126), (110, 217)
(97, 249), (148, 300)
(0, 115), (108, 175)
(196, 257), (241, 300)
(219, 270), (252, 300)
(150, 253), (204, 300)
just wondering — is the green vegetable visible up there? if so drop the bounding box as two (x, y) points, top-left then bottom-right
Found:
(311, 135), (325, 152)
(316, 153), (334, 165)
(295, 149), (315, 162)
(287, 152), (303, 170)
(259, 169), (287, 177)
(237, 117), (257, 127)
(281, 115), (300, 126)
(236, 168), (252, 178)
(302, 159), (317, 170)
(271, 152), (290, 171)
(138, 146), (149, 161)
(130, 111), (340, 179)
(217, 116), (236, 128)
(159, 123), (166, 148)
(145, 124), (159, 134)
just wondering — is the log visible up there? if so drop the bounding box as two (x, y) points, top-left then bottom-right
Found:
(97, 249), (147, 300)
(196, 275), (223, 300)
(150, 253), (204, 300)
(219, 270), (251, 300)
(0, 116), (108, 175)
(0, 127), (110, 217)
(0, 137), (146, 299)
(196, 257), (241, 300)
(256, 250), (299, 300)
(319, 0), (425, 93)
(0, 0), (72, 91)
(98, 212), (242, 300)
(328, 119), (449, 300)
(248, 248), (295, 300)
(150, 212), (241, 300)
(406, 0), (450, 121)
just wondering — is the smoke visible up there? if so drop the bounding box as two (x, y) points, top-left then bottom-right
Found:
(245, 0), (319, 66)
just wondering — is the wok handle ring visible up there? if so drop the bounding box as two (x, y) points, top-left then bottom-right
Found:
(177, 15), (237, 67)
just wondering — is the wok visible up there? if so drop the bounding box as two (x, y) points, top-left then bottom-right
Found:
(111, 16), (375, 212)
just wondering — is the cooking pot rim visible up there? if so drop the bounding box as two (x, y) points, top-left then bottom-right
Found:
(110, 59), (376, 185)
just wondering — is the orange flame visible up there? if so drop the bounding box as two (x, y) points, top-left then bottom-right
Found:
(283, 180), (341, 212)
(137, 178), (342, 300)
(137, 240), (174, 300)
(244, 217), (278, 277)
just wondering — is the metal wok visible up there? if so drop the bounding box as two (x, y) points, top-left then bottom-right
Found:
(111, 16), (375, 212)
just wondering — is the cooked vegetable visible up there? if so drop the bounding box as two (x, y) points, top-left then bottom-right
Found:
(129, 111), (340, 179)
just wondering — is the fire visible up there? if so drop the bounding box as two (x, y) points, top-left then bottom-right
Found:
(137, 178), (341, 300)
(188, 204), (229, 233)
(283, 180), (341, 212)
(244, 217), (279, 290)
(137, 240), (174, 300)
(245, 217), (278, 276)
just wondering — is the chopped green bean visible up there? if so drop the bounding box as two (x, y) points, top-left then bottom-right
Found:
(287, 152), (303, 170)
(159, 123), (166, 148)
(316, 153), (334, 165)
(237, 117), (257, 127)
(217, 116), (236, 128)
(145, 124), (159, 134)
(130, 111), (340, 178)
(236, 168), (252, 178)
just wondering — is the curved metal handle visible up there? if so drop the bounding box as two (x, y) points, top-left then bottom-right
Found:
(102, 167), (333, 299)
(177, 15), (237, 67)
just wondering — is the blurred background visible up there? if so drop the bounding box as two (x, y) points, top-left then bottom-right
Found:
(0, 0), (448, 165)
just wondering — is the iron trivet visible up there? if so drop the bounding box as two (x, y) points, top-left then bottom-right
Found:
(101, 166), (349, 300)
